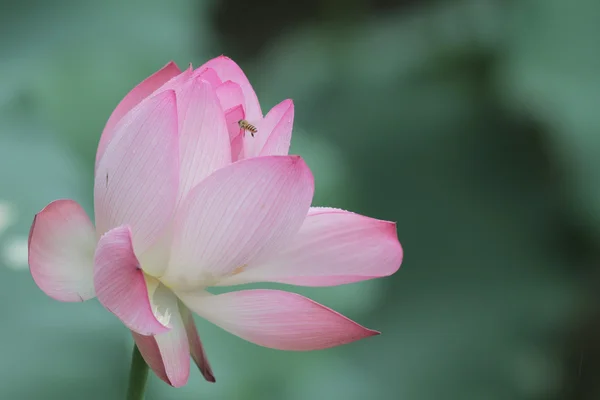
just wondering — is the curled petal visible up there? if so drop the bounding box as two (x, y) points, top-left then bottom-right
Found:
(94, 90), (179, 254)
(28, 199), (96, 302)
(94, 226), (169, 335)
(178, 289), (379, 351)
(132, 286), (190, 387)
(199, 56), (262, 121)
(96, 61), (181, 169)
(218, 207), (403, 286)
(163, 156), (314, 290)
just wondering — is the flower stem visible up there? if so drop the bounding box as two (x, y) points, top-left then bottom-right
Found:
(127, 344), (149, 400)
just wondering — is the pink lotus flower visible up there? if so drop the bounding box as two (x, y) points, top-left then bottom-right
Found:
(28, 56), (403, 387)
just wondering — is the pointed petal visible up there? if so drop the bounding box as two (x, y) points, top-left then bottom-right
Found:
(28, 199), (96, 302)
(96, 62), (181, 168)
(132, 287), (190, 387)
(177, 78), (231, 204)
(218, 207), (403, 286)
(192, 67), (222, 87)
(94, 226), (169, 335)
(258, 99), (294, 157)
(178, 289), (379, 351)
(199, 56), (262, 121)
(243, 99), (293, 159)
(155, 65), (193, 93)
(181, 305), (215, 382)
(94, 90), (179, 254)
(224, 105), (245, 161)
(162, 156), (314, 290)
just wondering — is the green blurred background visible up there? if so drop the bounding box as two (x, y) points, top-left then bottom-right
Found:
(1, 0), (599, 398)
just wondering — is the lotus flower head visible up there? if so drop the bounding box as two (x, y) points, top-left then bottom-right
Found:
(28, 56), (403, 387)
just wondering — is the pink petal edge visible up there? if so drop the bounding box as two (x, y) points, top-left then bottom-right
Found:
(198, 56), (262, 121)
(247, 99), (294, 159)
(96, 61), (181, 169)
(217, 206), (403, 287)
(258, 99), (294, 157)
(215, 81), (245, 112)
(132, 286), (190, 387)
(28, 199), (96, 302)
(181, 305), (215, 382)
(132, 332), (171, 385)
(192, 67), (222, 88)
(216, 81), (246, 162)
(94, 225), (169, 335)
(224, 105), (245, 161)
(94, 90), (179, 255)
(177, 289), (379, 351)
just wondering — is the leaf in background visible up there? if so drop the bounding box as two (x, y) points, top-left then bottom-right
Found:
(498, 0), (600, 234)
(239, 2), (581, 399)
(0, 118), (128, 399)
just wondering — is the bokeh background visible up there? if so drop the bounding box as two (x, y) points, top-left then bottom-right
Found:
(1, 0), (599, 399)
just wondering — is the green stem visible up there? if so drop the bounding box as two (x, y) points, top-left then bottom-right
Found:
(126, 344), (149, 400)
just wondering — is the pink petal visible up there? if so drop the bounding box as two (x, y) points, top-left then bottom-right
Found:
(96, 61), (181, 169)
(224, 105), (245, 161)
(94, 90), (179, 254)
(192, 67), (222, 88)
(218, 207), (403, 286)
(257, 99), (294, 157)
(28, 199), (96, 302)
(176, 78), (231, 205)
(215, 81), (245, 112)
(238, 98), (294, 160)
(94, 225), (169, 335)
(177, 289), (379, 351)
(180, 305), (215, 382)
(216, 82), (247, 161)
(132, 286), (190, 387)
(198, 56), (262, 121)
(162, 156), (314, 290)
(155, 65), (194, 93)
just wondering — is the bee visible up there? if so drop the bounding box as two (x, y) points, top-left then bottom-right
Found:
(238, 119), (258, 137)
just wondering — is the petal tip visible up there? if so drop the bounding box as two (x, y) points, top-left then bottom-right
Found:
(285, 156), (314, 189)
(161, 88), (177, 100)
(164, 61), (181, 72)
(204, 371), (216, 383)
(287, 155), (308, 170)
(375, 220), (403, 277)
(366, 328), (381, 337)
(169, 375), (189, 388)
